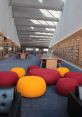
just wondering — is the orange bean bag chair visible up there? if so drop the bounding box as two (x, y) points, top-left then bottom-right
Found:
(56, 67), (70, 77)
(10, 67), (25, 78)
(17, 76), (46, 98)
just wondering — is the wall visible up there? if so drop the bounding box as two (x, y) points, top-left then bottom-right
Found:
(49, 0), (82, 47)
(0, 0), (20, 46)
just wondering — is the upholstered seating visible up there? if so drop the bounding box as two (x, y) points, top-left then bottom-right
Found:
(56, 67), (70, 77)
(17, 76), (46, 98)
(56, 78), (78, 96)
(28, 68), (60, 85)
(10, 67), (25, 78)
(0, 87), (21, 117)
(0, 87), (14, 114)
(0, 71), (18, 87)
(27, 65), (39, 74)
(65, 72), (82, 85)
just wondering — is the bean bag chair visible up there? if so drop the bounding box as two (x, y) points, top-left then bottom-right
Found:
(56, 78), (78, 96)
(27, 65), (39, 74)
(10, 67), (25, 78)
(0, 71), (18, 87)
(56, 67), (70, 77)
(65, 72), (82, 85)
(28, 68), (60, 85)
(17, 76), (46, 98)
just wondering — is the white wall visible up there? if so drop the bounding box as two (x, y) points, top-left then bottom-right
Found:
(49, 0), (82, 47)
(0, 0), (20, 46)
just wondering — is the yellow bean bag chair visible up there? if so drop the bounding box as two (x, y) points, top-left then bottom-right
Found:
(11, 67), (25, 78)
(17, 76), (46, 98)
(56, 67), (70, 77)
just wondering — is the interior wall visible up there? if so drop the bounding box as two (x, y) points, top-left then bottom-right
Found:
(0, 0), (20, 46)
(49, 0), (82, 47)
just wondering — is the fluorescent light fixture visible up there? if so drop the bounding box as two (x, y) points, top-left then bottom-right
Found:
(30, 19), (40, 24)
(50, 28), (55, 31)
(46, 28), (55, 31)
(40, 9), (53, 18)
(48, 10), (61, 18)
(35, 32), (53, 35)
(53, 22), (58, 26)
(39, 39), (50, 40)
(30, 35), (44, 38)
(38, 20), (47, 25)
(35, 48), (39, 51)
(38, 0), (43, 3)
(30, 27), (34, 29)
(43, 48), (48, 51)
(46, 21), (54, 26)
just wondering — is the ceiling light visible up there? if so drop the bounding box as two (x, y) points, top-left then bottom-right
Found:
(30, 19), (40, 24)
(46, 21), (54, 26)
(30, 27), (34, 29)
(38, 0), (43, 3)
(53, 22), (58, 26)
(40, 9), (53, 18)
(48, 10), (61, 18)
(38, 20), (47, 25)
(35, 32), (53, 35)
(46, 28), (55, 31)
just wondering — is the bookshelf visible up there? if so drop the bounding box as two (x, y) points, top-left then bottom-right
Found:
(52, 29), (82, 68)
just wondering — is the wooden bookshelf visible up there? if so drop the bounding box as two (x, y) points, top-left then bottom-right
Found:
(0, 32), (4, 60)
(52, 29), (82, 68)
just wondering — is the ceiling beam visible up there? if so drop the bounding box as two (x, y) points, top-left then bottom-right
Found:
(18, 33), (53, 38)
(14, 17), (59, 22)
(17, 30), (54, 33)
(16, 24), (55, 28)
(12, 3), (62, 11)
(19, 37), (51, 39)
(21, 44), (48, 48)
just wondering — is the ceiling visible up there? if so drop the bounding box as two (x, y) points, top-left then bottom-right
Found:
(11, 0), (64, 48)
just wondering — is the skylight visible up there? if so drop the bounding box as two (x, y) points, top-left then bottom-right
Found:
(30, 19), (40, 24)
(38, 20), (47, 25)
(48, 10), (61, 18)
(46, 28), (55, 31)
(29, 35), (52, 38)
(53, 22), (58, 26)
(46, 21), (54, 26)
(35, 32), (53, 35)
(30, 27), (34, 29)
(38, 0), (43, 3)
(40, 9), (53, 18)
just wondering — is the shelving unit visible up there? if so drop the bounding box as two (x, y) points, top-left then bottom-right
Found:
(52, 29), (82, 68)
(0, 32), (4, 60)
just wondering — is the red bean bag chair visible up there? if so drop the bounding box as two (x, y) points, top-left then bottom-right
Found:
(27, 65), (39, 74)
(28, 68), (61, 85)
(65, 72), (82, 85)
(0, 71), (18, 87)
(56, 78), (78, 96)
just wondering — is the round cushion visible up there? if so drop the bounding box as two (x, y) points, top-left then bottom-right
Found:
(17, 76), (46, 98)
(27, 65), (39, 73)
(11, 67), (25, 78)
(65, 72), (82, 85)
(28, 68), (60, 85)
(56, 67), (70, 77)
(56, 78), (78, 96)
(0, 71), (18, 87)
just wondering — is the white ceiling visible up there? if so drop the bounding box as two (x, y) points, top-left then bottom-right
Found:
(11, 0), (64, 47)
